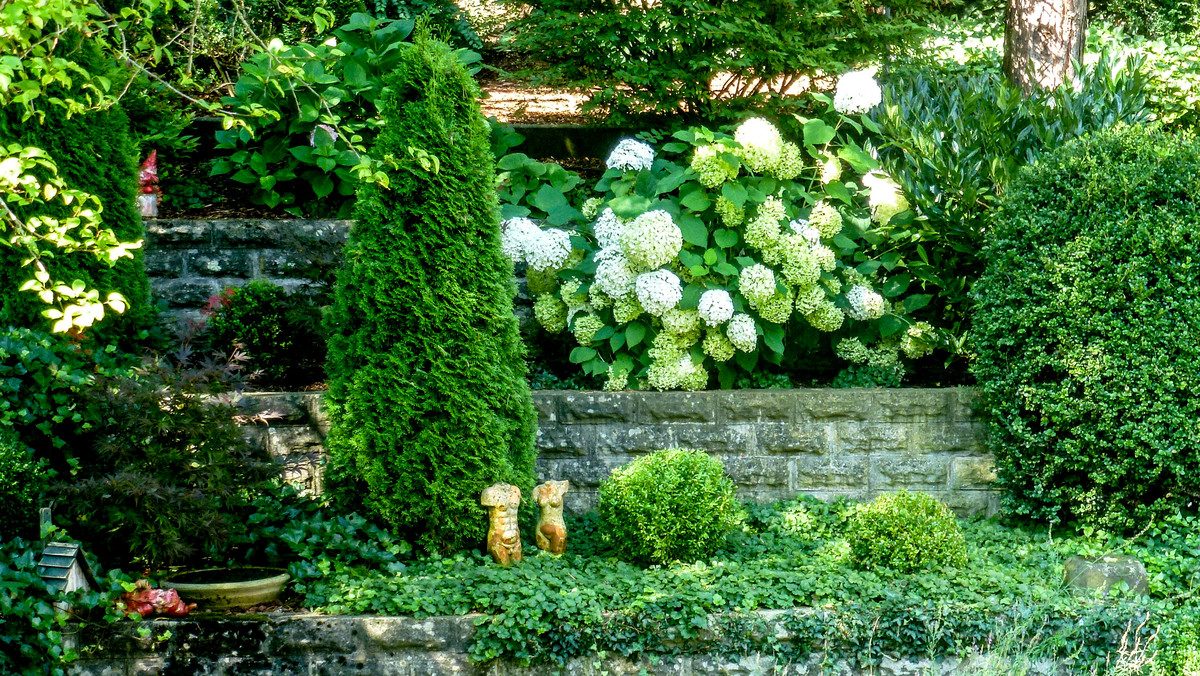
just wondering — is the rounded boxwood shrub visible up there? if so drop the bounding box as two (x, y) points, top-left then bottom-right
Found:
(323, 32), (536, 553)
(0, 427), (47, 542)
(847, 491), (967, 572)
(971, 126), (1200, 530)
(598, 448), (741, 564)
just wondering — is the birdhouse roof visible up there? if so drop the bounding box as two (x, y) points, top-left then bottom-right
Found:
(37, 542), (98, 593)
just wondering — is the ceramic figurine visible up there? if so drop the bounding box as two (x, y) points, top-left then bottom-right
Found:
(533, 480), (569, 555)
(481, 483), (522, 565)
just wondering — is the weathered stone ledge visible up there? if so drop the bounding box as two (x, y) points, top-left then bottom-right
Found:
(67, 610), (1017, 676)
(238, 388), (997, 516)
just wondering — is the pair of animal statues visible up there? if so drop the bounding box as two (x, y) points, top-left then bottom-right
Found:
(480, 480), (568, 565)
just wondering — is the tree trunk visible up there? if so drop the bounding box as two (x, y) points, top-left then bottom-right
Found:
(1003, 0), (1088, 93)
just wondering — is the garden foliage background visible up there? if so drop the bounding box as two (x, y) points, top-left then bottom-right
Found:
(3, 0), (1200, 672)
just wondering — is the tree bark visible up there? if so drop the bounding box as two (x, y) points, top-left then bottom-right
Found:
(1003, 0), (1088, 94)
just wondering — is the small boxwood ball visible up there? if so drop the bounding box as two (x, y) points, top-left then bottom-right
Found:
(847, 491), (967, 572)
(598, 448), (742, 565)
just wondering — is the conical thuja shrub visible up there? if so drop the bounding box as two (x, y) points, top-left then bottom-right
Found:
(323, 31), (536, 552)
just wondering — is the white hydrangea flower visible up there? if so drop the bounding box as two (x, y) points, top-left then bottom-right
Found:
(833, 69), (883, 116)
(739, 264), (777, 304)
(692, 144), (740, 187)
(819, 153), (842, 184)
(500, 217), (542, 263)
(581, 197), (605, 221)
(901, 321), (935, 359)
(845, 284), (887, 321)
(621, 210), (683, 271)
(697, 289), (735, 327)
(862, 171), (910, 225)
(809, 201), (844, 239)
(592, 207), (625, 249)
(733, 117), (783, 174)
(662, 308), (701, 335)
(524, 227), (572, 271)
(726, 313), (758, 352)
(789, 219), (823, 245)
(635, 269), (683, 316)
(594, 247), (638, 299)
(606, 138), (656, 172)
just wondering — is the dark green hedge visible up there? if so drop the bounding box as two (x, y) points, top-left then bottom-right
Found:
(971, 125), (1200, 530)
(0, 41), (151, 339)
(324, 33), (536, 553)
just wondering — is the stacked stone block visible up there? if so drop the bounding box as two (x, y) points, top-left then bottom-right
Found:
(143, 218), (351, 324)
(238, 388), (996, 516)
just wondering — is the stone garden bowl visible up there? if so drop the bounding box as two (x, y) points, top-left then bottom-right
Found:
(162, 567), (290, 610)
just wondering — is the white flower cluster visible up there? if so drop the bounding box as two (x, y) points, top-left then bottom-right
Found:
(647, 332), (707, 390)
(745, 196), (786, 251)
(606, 138), (656, 172)
(697, 289), (735, 327)
(594, 247), (638, 299)
(691, 144), (739, 188)
(739, 264), (776, 305)
(726, 313), (758, 352)
(732, 118), (803, 178)
(501, 217), (572, 272)
(808, 201), (843, 239)
(862, 171), (910, 225)
(845, 284), (887, 321)
(790, 219), (821, 244)
(901, 321), (935, 359)
(581, 197), (605, 220)
(592, 208), (624, 249)
(621, 210), (683, 271)
(833, 70), (882, 116)
(635, 269), (683, 316)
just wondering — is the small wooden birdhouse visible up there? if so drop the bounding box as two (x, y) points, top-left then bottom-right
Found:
(37, 542), (98, 612)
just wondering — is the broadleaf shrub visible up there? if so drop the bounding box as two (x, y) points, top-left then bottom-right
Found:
(846, 491), (967, 572)
(205, 281), (326, 387)
(55, 345), (275, 568)
(0, 327), (128, 456)
(504, 104), (943, 391)
(324, 32), (536, 553)
(211, 14), (481, 216)
(870, 54), (1154, 338)
(598, 448), (742, 564)
(972, 126), (1200, 531)
(505, 0), (937, 123)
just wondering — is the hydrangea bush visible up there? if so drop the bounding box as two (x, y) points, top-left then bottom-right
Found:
(501, 77), (940, 390)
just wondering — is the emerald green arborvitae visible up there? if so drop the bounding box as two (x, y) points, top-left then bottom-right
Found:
(0, 41), (151, 338)
(324, 34), (537, 553)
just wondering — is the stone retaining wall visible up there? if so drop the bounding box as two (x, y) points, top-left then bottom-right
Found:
(66, 611), (1003, 676)
(240, 388), (996, 515)
(144, 218), (350, 324)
